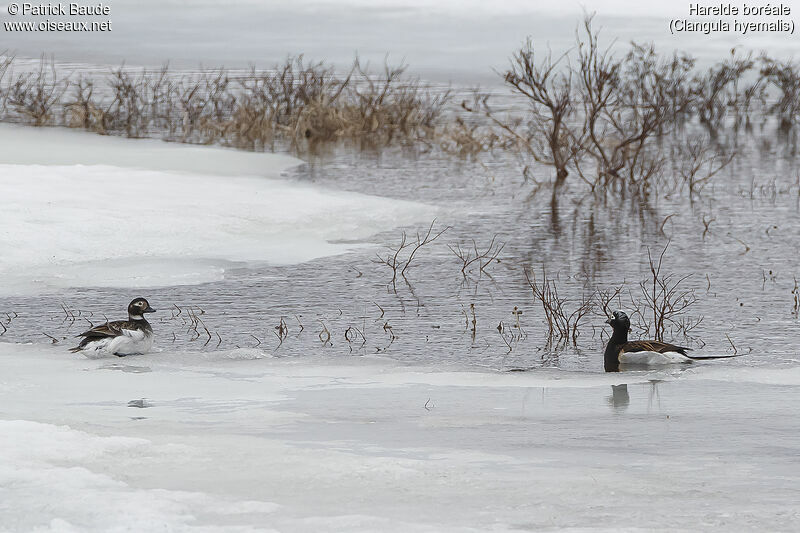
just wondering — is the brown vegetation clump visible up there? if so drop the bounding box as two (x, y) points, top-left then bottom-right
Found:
(0, 54), (451, 152)
(5, 55), (67, 127)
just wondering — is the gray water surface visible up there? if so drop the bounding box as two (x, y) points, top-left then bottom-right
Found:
(1, 121), (798, 372)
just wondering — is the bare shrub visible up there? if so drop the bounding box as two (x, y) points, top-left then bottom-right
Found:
(6, 56), (67, 126)
(628, 243), (701, 341)
(501, 40), (584, 185)
(141, 65), (173, 136)
(341, 59), (450, 147)
(277, 57), (351, 145)
(597, 285), (623, 319)
(374, 220), (449, 291)
(577, 23), (691, 194)
(448, 235), (505, 279)
(760, 56), (800, 131)
(175, 76), (206, 142)
(524, 266), (595, 346)
(0, 55), (445, 150)
(440, 90), (508, 158)
(226, 74), (276, 151)
(63, 75), (114, 133)
(106, 66), (150, 137)
(0, 52), (14, 116)
(195, 69), (237, 144)
(440, 116), (500, 157)
(671, 133), (736, 194)
(149, 56), (451, 152)
(693, 49), (758, 132)
(489, 15), (697, 195)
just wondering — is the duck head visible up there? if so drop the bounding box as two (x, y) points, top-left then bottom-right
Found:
(603, 310), (630, 372)
(605, 310), (630, 338)
(128, 298), (156, 320)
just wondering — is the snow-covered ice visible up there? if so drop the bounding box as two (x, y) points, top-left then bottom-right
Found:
(0, 125), (436, 294)
(1, 342), (798, 531)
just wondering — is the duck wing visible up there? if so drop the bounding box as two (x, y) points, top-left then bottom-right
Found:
(76, 320), (130, 339)
(621, 340), (742, 361)
(70, 320), (144, 352)
(621, 340), (691, 356)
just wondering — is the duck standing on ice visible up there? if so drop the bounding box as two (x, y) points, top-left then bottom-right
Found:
(603, 310), (738, 372)
(70, 298), (156, 357)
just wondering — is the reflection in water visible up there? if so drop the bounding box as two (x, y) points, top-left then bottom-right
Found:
(648, 379), (663, 411)
(607, 380), (667, 412)
(608, 384), (630, 410)
(99, 363), (152, 373)
(548, 192), (561, 238)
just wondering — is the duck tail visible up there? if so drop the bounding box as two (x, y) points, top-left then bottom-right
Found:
(685, 354), (745, 360)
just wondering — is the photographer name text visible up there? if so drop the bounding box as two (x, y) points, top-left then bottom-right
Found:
(4, 2), (112, 32)
(11, 2), (109, 16)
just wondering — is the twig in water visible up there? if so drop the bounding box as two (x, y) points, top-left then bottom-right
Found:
(730, 235), (750, 254)
(274, 317), (288, 348)
(448, 235), (506, 278)
(460, 304), (469, 330)
(725, 333), (738, 355)
(659, 213), (676, 236)
(497, 321), (514, 354)
(383, 321), (396, 339)
(629, 243), (700, 341)
(470, 303), (477, 339)
(318, 320), (331, 346)
(344, 325), (367, 353)
(374, 219), (449, 291)
(400, 219), (450, 278)
(597, 286), (623, 319)
(513, 306), (521, 326)
(374, 231), (410, 291)
(524, 266), (595, 346)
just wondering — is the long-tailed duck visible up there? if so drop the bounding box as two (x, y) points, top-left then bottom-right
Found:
(603, 310), (737, 372)
(70, 298), (156, 357)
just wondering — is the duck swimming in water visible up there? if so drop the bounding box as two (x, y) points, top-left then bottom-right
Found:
(603, 310), (738, 372)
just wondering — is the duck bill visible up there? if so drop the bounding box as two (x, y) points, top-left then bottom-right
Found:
(144, 306), (156, 313)
(605, 317), (613, 325)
